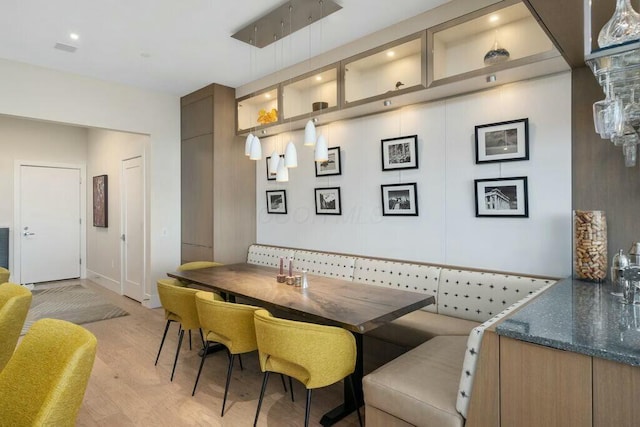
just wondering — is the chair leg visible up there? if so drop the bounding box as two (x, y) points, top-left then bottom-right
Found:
(238, 353), (244, 371)
(189, 329), (192, 350)
(221, 354), (235, 417)
(287, 376), (295, 402)
(253, 371), (270, 427)
(347, 375), (363, 427)
(154, 320), (172, 366)
(279, 374), (287, 392)
(199, 328), (205, 349)
(192, 341), (209, 396)
(170, 329), (185, 382)
(304, 389), (312, 427)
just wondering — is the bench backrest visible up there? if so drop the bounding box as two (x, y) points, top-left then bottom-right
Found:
(455, 280), (556, 418)
(353, 258), (440, 313)
(247, 245), (295, 269)
(293, 250), (357, 281)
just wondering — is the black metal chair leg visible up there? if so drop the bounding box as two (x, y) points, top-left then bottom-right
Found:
(154, 320), (171, 365)
(221, 354), (235, 417)
(170, 329), (184, 382)
(253, 371), (270, 427)
(192, 341), (210, 396)
(288, 376), (295, 402)
(304, 389), (312, 427)
(238, 353), (244, 371)
(188, 329), (192, 350)
(279, 374), (287, 392)
(347, 375), (363, 427)
(199, 328), (205, 349)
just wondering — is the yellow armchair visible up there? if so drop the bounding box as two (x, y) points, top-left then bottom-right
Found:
(0, 318), (97, 426)
(0, 282), (32, 373)
(0, 267), (9, 284)
(192, 291), (258, 416)
(155, 280), (207, 381)
(253, 309), (362, 427)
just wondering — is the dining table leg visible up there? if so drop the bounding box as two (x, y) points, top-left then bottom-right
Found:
(320, 332), (364, 426)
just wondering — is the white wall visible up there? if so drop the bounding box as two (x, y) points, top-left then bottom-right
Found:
(0, 59), (180, 307)
(86, 128), (146, 293)
(0, 115), (88, 280)
(257, 72), (572, 278)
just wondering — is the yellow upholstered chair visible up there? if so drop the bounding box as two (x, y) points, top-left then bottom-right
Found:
(253, 309), (362, 427)
(0, 318), (97, 426)
(0, 282), (32, 373)
(163, 261), (223, 287)
(0, 267), (9, 284)
(155, 280), (211, 381)
(192, 291), (259, 416)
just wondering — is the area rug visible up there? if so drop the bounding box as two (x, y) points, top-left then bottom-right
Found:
(21, 284), (129, 335)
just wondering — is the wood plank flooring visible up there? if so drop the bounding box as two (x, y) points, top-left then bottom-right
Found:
(58, 280), (363, 426)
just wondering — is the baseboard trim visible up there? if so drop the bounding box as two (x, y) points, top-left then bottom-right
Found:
(86, 269), (121, 294)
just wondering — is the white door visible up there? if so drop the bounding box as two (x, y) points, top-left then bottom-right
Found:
(122, 157), (144, 302)
(20, 165), (81, 284)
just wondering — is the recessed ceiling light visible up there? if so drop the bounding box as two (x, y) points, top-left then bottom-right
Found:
(489, 15), (499, 23)
(69, 33), (79, 40)
(316, 76), (322, 81)
(387, 51), (395, 57)
(265, 93), (271, 99)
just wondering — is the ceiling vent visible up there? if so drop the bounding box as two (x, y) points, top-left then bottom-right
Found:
(54, 43), (77, 53)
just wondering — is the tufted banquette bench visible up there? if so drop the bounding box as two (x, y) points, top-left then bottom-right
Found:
(246, 244), (558, 426)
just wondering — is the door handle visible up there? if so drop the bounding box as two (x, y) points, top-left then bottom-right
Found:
(23, 231), (35, 236)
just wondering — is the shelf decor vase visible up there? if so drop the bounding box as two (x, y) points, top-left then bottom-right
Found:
(598, 0), (640, 48)
(484, 31), (510, 66)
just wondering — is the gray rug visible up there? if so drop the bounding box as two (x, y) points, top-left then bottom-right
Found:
(22, 284), (129, 335)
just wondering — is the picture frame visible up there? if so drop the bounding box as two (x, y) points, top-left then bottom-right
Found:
(381, 183), (418, 216)
(315, 146), (342, 177)
(265, 155), (284, 181)
(92, 174), (108, 227)
(381, 135), (418, 171)
(314, 187), (342, 215)
(474, 177), (529, 218)
(266, 190), (287, 214)
(475, 118), (529, 164)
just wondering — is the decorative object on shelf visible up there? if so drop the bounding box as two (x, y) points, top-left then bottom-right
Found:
(395, 81), (405, 90)
(266, 190), (287, 214)
(314, 187), (341, 215)
(475, 118), (529, 164)
(474, 177), (528, 218)
(315, 134), (329, 162)
(597, 0), (640, 49)
(381, 135), (418, 171)
(381, 183), (418, 216)
(315, 146), (341, 177)
(312, 102), (328, 111)
(257, 108), (278, 125)
(483, 31), (510, 66)
(265, 155), (283, 181)
(92, 175), (108, 228)
(586, 45), (640, 167)
(573, 210), (607, 282)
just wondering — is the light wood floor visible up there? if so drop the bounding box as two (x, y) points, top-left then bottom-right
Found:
(59, 280), (364, 426)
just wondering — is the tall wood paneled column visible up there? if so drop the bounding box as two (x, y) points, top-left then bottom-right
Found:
(180, 83), (256, 264)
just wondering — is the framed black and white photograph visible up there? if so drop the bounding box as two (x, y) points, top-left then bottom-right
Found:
(265, 155), (284, 181)
(315, 146), (341, 177)
(266, 190), (287, 214)
(314, 187), (341, 215)
(475, 118), (529, 164)
(381, 183), (418, 216)
(474, 177), (528, 218)
(381, 135), (418, 171)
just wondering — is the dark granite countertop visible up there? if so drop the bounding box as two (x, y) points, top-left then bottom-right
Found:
(495, 278), (640, 366)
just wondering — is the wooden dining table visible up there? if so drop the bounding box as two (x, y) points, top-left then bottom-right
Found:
(168, 263), (435, 426)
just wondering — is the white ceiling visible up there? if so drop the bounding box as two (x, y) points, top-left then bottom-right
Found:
(0, 0), (450, 96)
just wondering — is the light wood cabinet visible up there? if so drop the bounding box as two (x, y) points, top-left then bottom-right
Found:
(181, 83), (256, 264)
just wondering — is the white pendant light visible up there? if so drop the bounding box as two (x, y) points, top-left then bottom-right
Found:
(314, 134), (329, 162)
(304, 120), (317, 146)
(244, 133), (254, 156)
(276, 157), (289, 182)
(249, 135), (262, 160)
(268, 150), (280, 176)
(284, 141), (298, 168)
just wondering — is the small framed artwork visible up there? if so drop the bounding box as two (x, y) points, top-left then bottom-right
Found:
(381, 183), (418, 216)
(475, 118), (529, 164)
(266, 190), (287, 214)
(381, 135), (418, 171)
(92, 175), (108, 227)
(314, 187), (341, 215)
(265, 155), (284, 181)
(315, 146), (341, 177)
(474, 177), (529, 218)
